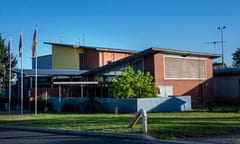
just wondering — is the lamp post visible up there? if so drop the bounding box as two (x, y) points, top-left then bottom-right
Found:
(218, 26), (226, 68)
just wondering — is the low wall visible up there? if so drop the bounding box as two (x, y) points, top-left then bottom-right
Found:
(48, 96), (191, 113)
(137, 96), (191, 112)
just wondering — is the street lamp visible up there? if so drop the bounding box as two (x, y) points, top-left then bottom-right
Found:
(218, 26), (226, 68)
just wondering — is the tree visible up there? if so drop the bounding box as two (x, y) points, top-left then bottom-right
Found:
(112, 66), (158, 98)
(0, 33), (17, 95)
(232, 48), (240, 67)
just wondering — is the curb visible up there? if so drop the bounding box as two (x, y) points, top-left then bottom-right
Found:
(0, 125), (154, 140)
(0, 125), (210, 144)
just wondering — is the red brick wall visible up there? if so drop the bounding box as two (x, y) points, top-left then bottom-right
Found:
(147, 54), (214, 106)
(29, 88), (83, 98)
(143, 55), (154, 75)
(99, 51), (132, 66)
(84, 49), (133, 70)
(153, 54), (164, 83)
(84, 49), (99, 70)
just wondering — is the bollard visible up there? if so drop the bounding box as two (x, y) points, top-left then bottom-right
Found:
(128, 108), (148, 134)
(141, 109), (148, 134)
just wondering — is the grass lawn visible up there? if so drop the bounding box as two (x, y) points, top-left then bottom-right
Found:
(0, 112), (240, 139)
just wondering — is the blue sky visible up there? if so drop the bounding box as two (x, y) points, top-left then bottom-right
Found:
(0, 0), (239, 68)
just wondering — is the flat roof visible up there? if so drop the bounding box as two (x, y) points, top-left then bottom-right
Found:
(214, 68), (240, 76)
(151, 47), (221, 59)
(44, 42), (137, 53)
(12, 69), (88, 77)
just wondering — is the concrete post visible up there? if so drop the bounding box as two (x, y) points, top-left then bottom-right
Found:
(58, 85), (61, 112)
(141, 109), (148, 134)
(128, 108), (148, 134)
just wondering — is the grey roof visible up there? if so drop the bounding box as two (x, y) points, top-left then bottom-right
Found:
(151, 47), (221, 59)
(82, 47), (221, 76)
(12, 69), (88, 77)
(44, 42), (137, 53)
(214, 68), (240, 76)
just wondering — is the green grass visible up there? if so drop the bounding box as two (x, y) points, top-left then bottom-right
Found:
(0, 112), (240, 139)
(194, 104), (240, 112)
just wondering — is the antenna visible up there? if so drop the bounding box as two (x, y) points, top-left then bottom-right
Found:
(77, 38), (81, 45)
(82, 33), (85, 45)
(59, 35), (63, 43)
(204, 41), (224, 53)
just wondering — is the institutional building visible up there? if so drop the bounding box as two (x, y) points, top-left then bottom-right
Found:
(14, 42), (220, 106)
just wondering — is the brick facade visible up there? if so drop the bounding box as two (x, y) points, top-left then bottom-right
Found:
(144, 54), (214, 105)
(83, 49), (133, 70)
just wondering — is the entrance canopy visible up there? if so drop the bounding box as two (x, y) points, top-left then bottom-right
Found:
(12, 69), (88, 77)
(53, 81), (98, 85)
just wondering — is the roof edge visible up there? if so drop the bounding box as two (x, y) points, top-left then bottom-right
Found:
(81, 47), (221, 76)
(150, 47), (221, 59)
(44, 42), (137, 53)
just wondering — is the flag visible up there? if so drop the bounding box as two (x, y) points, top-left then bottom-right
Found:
(19, 32), (23, 57)
(32, 28), (37, 57)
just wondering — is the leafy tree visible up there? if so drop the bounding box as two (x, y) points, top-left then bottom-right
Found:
(112, 66), (158, 98)
(0, 33), (17, 95)
(232, 48), (240, 67)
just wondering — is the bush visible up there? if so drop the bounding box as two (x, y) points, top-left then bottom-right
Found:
(112, 66), (158, 98)
(61, 98), (89, 112)
(60, 98), (106, 113)
(85, 97), (105, 113)
(62, 99), (79, 112)
(32, 100), (53, 112)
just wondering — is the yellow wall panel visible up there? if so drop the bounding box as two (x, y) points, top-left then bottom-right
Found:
(52, 45), (84, 70)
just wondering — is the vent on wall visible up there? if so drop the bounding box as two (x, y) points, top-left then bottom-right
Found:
(164, 56), (206, 79)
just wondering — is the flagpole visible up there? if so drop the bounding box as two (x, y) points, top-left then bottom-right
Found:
(8, 36), (12, 114)
(21, 52), (23, 114)
(33, 27), (38, 116)
(18, 31), (23, 114)
(21, 31), (23, 115)
(35, 50), (37, 115)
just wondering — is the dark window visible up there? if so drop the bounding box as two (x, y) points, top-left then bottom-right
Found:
(132, 59), (143, 72)
(79, 54), (84, 70)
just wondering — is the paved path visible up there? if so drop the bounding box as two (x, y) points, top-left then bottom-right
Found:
(0, 127), (207, 144)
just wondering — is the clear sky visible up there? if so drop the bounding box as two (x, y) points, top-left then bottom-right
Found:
(0, 0), (239, 69)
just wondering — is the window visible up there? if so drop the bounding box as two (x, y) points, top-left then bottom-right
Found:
(132, 59), (143, 72)
(79, 54), (84, 70)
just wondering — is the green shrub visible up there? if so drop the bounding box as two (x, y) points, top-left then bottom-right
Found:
(62, 99), (78, 112)
(85, 97), (105, 113)
(36, 100), (53, 112)
(112, 66), (158, 98)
